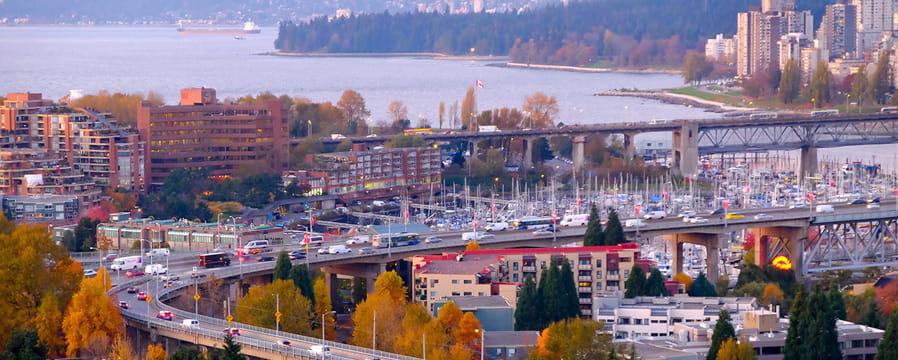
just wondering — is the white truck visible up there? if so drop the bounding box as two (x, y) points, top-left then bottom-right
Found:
(462, 232), (495, 241)
(145, 264), (168, 275)
(478, 125), (499, 133)
(146, 248), (170, 257)
(485, 222), (508, 231)
(110, 256), (142, 271)
(560, 214), (590, 227)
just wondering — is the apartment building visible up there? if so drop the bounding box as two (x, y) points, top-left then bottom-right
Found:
(705, 34), (736, 62)
(819, 1), (858, 60)
(778, 33), (812, 72)
(98, 217), (285, 252)
(594, 296), (759, 340)
(414, 252), (519, 312)
(137, 87), (289, 189)
(2, 194), (80, 223)
(0, 150), (99, 201)
(855, 0), (893, 54)
(737, 8), (785, 76)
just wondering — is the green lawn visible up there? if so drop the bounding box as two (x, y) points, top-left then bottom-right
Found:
(668, 87), (742, 104)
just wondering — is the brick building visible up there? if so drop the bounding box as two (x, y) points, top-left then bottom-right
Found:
(137, 88), (289, 189)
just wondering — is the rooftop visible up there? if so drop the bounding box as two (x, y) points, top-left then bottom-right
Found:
(483, 331), (540, 347)
(445, 295), (511, 309)
(417, 254), (503, 275)
(4, 194), (78, 203)
(465, 243), (639, 256)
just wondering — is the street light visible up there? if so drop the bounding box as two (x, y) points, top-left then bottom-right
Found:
(272, 293), (280, 336)
(321, 310), (336, 344)
(475, 328), (485, 360)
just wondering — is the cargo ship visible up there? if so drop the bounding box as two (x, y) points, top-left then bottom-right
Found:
(177, 21), (261, 35)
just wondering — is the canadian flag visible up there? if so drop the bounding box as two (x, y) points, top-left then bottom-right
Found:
(310, 213), (315, 227)
(475, 80), (485, 88)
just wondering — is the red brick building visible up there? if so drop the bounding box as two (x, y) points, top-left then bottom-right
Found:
(137, 88), (289, 188)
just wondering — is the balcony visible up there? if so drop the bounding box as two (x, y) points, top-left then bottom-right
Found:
(606, 286), (619, 292)
(606, 274), (619, 281)
(522, 266), (536, 272)
(578, 276), (593, 282)
(578, 287), (592, 293)
(578, 264), (592, 270)
(581, 309), (592, 316)
(579, 298), (592, 304)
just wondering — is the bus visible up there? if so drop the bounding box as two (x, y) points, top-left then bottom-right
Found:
(880, 106), (898, 114)
(513, 216), (554, 230)
(749, 112), (778, 120)
(198, 253), (231, 268)
(373, 232), (420, 248)
(403, 128), (433, 135)
(811, 109), (839, 118)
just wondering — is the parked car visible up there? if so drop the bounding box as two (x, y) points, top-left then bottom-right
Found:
(136, 292), (148, 301)
(753, 214), (774, 220)
(157, 311), (175, 321)
(118, 301), (129, 309)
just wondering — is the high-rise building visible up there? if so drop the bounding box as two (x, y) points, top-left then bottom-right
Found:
(705, 34), (736, 62)
(137, 88), (289, 189)
(820, 1), (859, 59)
(737, 8), (786, 76)
(800, 47), (826, 83)
(779, 33), (812, 73)
(854, 0), (894, 53)
(785, 10), (814, 38)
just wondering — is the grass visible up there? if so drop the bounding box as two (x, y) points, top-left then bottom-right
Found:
(588, 60), (614, 69)
(668, 87), (742, 104)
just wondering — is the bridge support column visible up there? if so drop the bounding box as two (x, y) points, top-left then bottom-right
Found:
(664, 232), (720, 280)
(469, 140), (478, 159)
(324, 270), (339, 308)
(671, 239), (684, 276)
(749, 226), (807, 278)
(672, 123), (699, 178)
(800, 146), (818, 178)
(708, 235), (722, 284)
(622, 133), (635, 162)
(523, 138), (533, 169)
(572, 136), (586, 177)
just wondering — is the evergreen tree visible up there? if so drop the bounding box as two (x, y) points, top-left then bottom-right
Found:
(828, 280), (847, 320)
(0, 330), (47, 360)
(169, 346), (203, 360)
(273, 252), (291, 281)
(289, 264), (315, 306)
(706, 309), (736, 360)
(515, 275), (542, 331)
(876, 311), (898, 360)
(644, 267), (669, 297)
(604, 209), (625, 245)
(851, 66), (870, 107)
(559, 259), (581, 319)
(870, 52), (892, 104)
(583, 205), (604, 246)
(211, 333), (245, 360)
(624, 263), (647, 298)
(860, 300), (883, 329)
(541, 261), (564, 324)
(807, 60), (831, 107)
(799, 286), (841, 360)
(779, 59), (801, 104)
(536, 268), (552, 330)
(688, 272), (717, 297)
(783, 285), (806, 360)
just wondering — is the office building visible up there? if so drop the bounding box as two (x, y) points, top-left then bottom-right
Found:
(137, 87), (289, 189)
(800, 47), (826, 83)
(785, 10), (814, 38)
(819, 1), (859, 59)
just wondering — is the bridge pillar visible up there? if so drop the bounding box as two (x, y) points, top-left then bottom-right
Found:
(672, 123), (699, 178)
(470, 140), (478, 159)
(572, 136), (586, 177)
(800, 146), (818, 178)
(523, 138), (533, 169)
(664, 232), (720, 281)
(622, 133), (635, 162)
(749, 226), (807, 278)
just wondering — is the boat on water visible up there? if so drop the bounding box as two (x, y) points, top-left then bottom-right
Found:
(177, 21), (261, 35)
(234, 35), (247, 40)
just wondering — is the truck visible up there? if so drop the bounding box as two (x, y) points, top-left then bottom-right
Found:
(198, 252), (231, 268)
(484, 222), (508, 231)
(478, 125), (499, 133)
(110, 256), (142, 271)
(462, 232), (495, 241)
(560, 214), (590, 227)
(145, 264), (168, 275)
(146, 248), (170, 257)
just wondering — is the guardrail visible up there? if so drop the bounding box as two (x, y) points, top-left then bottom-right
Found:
(813, 210), (898, 224)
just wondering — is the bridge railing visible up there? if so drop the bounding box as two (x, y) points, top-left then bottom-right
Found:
(812, 210), (898, 224)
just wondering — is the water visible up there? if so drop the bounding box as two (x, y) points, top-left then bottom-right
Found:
(0, 26), (892, 169)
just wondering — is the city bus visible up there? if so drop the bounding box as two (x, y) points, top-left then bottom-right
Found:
(373, 232), (420, 248)
(403, 128), (433, 135)
(880, 106), (898, 114)
(811, 109), (839, 118)
(749, 112), (778, 120)
(513, 216), (554, 230)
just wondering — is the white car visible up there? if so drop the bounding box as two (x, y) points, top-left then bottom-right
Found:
(690, 217), (709, 224)
(346, 236), (370, 245)
(83, 269), (98, 278)
(754, 214), (774, 220)
(642, 211), (666, 220)
(677, 211), (697, 218)
(682, 215), (696, 223)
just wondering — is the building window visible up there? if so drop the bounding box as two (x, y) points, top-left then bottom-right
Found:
(596, 282), (603, 290)
(463, 280), (472, 284)
(595, 272), (602, 279)
(452, 280), (459, 284)
(624, 270), (630, 278)
(541, 261), (546, 269)
(579, 259), (590, 265)
(478, 292), (485, 296)
(463, 292), (472, 296)
(596, 260), (602, 267)
(452, 292), (460, 296)
(513, 262), (519, 270)
(513, 273), (519, 282)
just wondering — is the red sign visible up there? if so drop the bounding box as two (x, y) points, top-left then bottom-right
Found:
(236, 247), (245, 257)
(303, 233), (311, 244)
(552, 213), (557, 223)
(404, 208), (410, 219)
(491, 202), (496, 212)
(473, 219), (478, 229)
(807, 192), (815, 202)
(577, 197), (582, 206)
(662, 190), (668, 199)
(894, 186), (898, 196)
(723, 199), (729, 209)
(310, 214), (315, 227)
(634, 205), (641, 214)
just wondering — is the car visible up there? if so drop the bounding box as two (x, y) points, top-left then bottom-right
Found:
(157, 311), (175, 321)
(682, 215), (696, 223)
(136, 292), (148, 301)
(224, 328), (241, 336)
(163, 281), (176, 287)
(257, 256), (275, 262)
(754, 214), (774, 220)
(677, 211), (697, 218)
(118, 301), (129, 309)
(289, 250), (307, 260)
(190, 273), (207, 279)
(425, 237), (443, 244)
(318, 247), (330, 255)
(849, 199), (866, 205)
(357, 247), (375, 255)
(789, 203), (806, 209)
(867, 202), (881, 209)
(532, 227), (560, 236)
(277, 340), (293, 347)
(869, 197), (881, 203)
(690, 217), (709, 224)
(366, 134), (378, 138)
(310, 345), (331, 356)
(725, 214), (744, 220)
(710, 208), (725, 215)
(126, 287), (139, 294)
(83, 269), (98, 278)
(642, 211), (667, 220)
(103, 254), (119, 261)
(125, 270), (145, 278)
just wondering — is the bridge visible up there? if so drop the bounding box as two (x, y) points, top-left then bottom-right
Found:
(296, 113), (898, 178)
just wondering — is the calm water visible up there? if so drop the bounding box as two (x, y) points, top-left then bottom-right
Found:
(0, 26), (892, 168)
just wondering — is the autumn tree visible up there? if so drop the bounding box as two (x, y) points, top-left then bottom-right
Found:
(388, 100), (409, 130)
(461, 86), (477, 130)
(34, 292), (64, 357)
(313, 274), (336, 341)
(69, 90), (164, 126)
(457, 312), (484, 357)
(582, 205), (604, 246)
(393, 303), (432, 357)
(761, 283), (784, 307)
(62, 275), (123, 358)
(527, 318), (613, 360)
(682, 52), (713, 85)
(107, 336), (135, 360)
(350, 271), (408, 352)
(716, 337), (757, 360)
(870, 52), (891, 104)
(707, 309), (736, 360)
(337, 90), (371, 135)
(673, 272), (693, 291)
(235, 279), (313, 336)
(438, 101), (446, 129)
(522, 92), (559, 128)
(779, 59), (801, 104)
(466, 241), (481, 251)
(624, 263), (647, 298)
(146, 343), (167, 360)
(807, 60), (831, 107)
(851, 66), (870, 107)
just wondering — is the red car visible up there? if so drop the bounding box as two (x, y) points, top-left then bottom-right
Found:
(125, 270), (145, 278)
(224, 328), (241, 336)
(136, 292), (148, 301)
(157, 311), (174, 321)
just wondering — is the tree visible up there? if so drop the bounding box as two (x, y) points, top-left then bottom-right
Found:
(169, 347), (203, 360)
(108, 336), (135, 360)
(558, 260), (581, 319)
(644, 268), (669, 297)
(779, 59), (800, 104)
(851, 66), (870, 107)
(62, 275), (123, 358)
(515, 275), (542, 331)
(352, 277), (367, 304)
(603, 209), (625, 245)
(682, 52), (713, 85)
(438, 101), (445, 129)
(783, 285), (806, 360)
(273, 252), (291, 281)
(583, 205), (604, 246)
(146, 344), (167, 360)
(877, 311), (898, 360)
(624, 263), (647, 298)
(466, 241), (481, 251)
(870, 52), (892, 104)
(688, 272), (717, 297)
(388, 100), (409, 130)
(235, 280), (313, 336)
(716, 275), (730, 297)
(386, 134), (426, 148)
(34, 292), (64, 357)
(716, 337), (757, 360)
(673, 272), (693, 291)
(526, 318), (613, 360)
(829, 280), (847, 320)
(461, 86), (477, 130)
(457, 312), (484, 356)
(289, 264), (315, 306)
(337, 90), (370, 135)
(1, 330), (47, 360)
(796, 286), (841, 360)
(350, 271), (408, 351)
(522, 92), (559, 128)
(707, 309), (736, 360)
(313, 274), (336, 341)
(210, 334), (245, 360)
(807, 60), (831, 107)
(761, 283), (784, 307)
(335, 138), (354, 152)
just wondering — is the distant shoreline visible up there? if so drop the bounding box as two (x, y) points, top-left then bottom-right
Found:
(263, 51), (509, 61)
(501, 62), (681, 75)
(595, 89), (748, 113)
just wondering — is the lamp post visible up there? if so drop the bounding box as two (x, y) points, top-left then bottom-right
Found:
(475, 328), (485, 360)
(307, 120), (312, 138)
(373, 310), (377, 350)
(272, 293), (280, 336)
(321, 310), (336, 344)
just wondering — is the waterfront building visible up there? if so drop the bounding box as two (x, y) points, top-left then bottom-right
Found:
(413, 252), (518, 313)
(98, 217), (285, 252)
(137, 87), (289, 189)
(0, 150), (99, 204)
(593, 296), (760, 340)
(705, 34), (736, 62)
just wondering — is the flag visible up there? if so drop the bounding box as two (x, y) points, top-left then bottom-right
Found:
(218, 222), (222, 232)
(310, 214), (315, 227)
(475, 80), (484, 88)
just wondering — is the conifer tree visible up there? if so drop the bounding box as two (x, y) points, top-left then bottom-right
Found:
(541, 261), (564, 324)
(515, 275), (541, 331)
(828, 280), (847, 320)
(289, 263), (315, 306)
(876, 311), (898, 360)
(624, 263), (647, 298)
(559, 259), (581, 319)
(688, 272), (717, 297)
(583, 205), (604, 246)
(536, 268), (551, 330)
(707, 309), (735, 360)
(799, 286), (841, 360)
(644, 267), (669, 297)
(604, 209), (625, 245)
(860, 300), (883, 329)
(783, 285), (805, 360)
(273, 251), (291, 280)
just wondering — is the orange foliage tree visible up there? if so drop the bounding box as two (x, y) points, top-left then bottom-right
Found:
(761, 283), (785, 307)
(876, 281), (898, 316)
(466, 241), (481, 251)
(62, 275), (123, 358)
(529, 318), (613, 360)
(673, 272), (693, 291)
(350, 271), (408, 352)
(522, 92), (559, 128)
(146, 343), (167, 360)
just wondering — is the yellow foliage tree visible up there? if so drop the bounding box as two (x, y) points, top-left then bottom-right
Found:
(146, 343), (167, 360)
(34, 292), (65, 357)
(62, 276), (123, 358)
(761, 283), (784, 306)
(107, 336), (135, 360)
(457, 312), (484, 357)
(236, 279), (313, 336)
(528, 318), (612, 360)
(393, 303), (433, 357)
(350, 271), (408, 351)
(436, 301), (464, 331)
(673, 272), (693, 291)
(314, 274), (337, 341)
(466, 241), (481, 251)
(716, 337), (757, 360)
